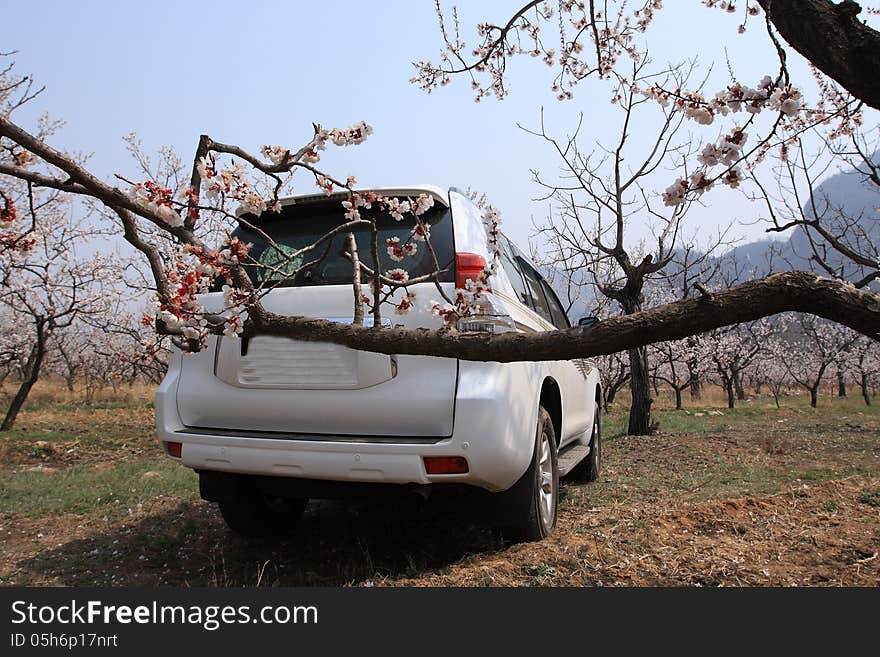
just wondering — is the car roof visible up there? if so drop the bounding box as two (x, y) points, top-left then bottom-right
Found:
(271, 184), (449, 209)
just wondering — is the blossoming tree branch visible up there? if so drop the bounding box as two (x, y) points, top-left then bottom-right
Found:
(0, 0), (879, 363)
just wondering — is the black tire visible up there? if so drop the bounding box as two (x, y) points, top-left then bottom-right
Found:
(218, 488), (308, 537)
(497, 406), (559, 542)
(567, 401), (601, 483)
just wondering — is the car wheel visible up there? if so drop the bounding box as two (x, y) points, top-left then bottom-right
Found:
(568, 402), (601, 483)
(497, 406), (559, 542)
(218, 489), (308, 537)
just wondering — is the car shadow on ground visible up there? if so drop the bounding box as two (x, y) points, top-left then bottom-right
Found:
(15, 491), (505, 586)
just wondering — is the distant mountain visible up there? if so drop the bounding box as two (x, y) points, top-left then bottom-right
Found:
(724, 160), (880, 282)
(542, 157), (879, 319)
(661, 158), (880, 289)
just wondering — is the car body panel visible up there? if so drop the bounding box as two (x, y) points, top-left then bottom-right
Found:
(177, 283), (459, 437)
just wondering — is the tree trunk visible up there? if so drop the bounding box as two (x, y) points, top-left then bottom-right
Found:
(809, 386), (818, 408)
(771, 388), (781, 409)
(861, 373), (871, 406)
(606, 382), (620, 407)
(734, 372), (746, 401)
(690, 376), (702, 400)
(619, 293), (653, 436)
(674, 386), (683, 411)
(84, 376), (99, 405)
(627, 345), (653, 435)
(725, 377), (735, 409)
(1, 326), (47, 431)
(837, 369), (846, 397)
(757, 0), (880, 111)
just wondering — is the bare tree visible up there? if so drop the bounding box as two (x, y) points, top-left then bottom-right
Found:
(650, 333), (712, 411)
(846, 335), (880, 405)
(0, 207), (119, 429)
(709, 321), (768, 409)
(754, 334), (794, 409)
(595, 350), (629, 412)
(646, 249), (722, 409)
(53, 330), (87, 393)
(528, 60), (711, 433)
(783, 314), (859, 407)
(0, 307), (29, 391)
(756, 137), (879, 289)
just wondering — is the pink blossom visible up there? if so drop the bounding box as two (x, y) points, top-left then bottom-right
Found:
(662, 178), (689, 207)
(412, 193), (435, 215)
(260, 145), (290, 166)
(386, 236), (405, 261)
(12, 150), (34, 167)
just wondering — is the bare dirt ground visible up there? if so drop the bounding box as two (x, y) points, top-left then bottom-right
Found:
(1, 382), (878, 586)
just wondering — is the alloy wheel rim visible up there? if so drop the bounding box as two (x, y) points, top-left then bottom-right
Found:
(538, 431), (554, 525)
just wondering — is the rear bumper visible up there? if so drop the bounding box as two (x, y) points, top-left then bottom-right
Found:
(156, 359), (541, 493)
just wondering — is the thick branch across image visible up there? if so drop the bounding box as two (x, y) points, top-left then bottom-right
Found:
(758, 0), (880, 110)
(245, 271), (880, 362)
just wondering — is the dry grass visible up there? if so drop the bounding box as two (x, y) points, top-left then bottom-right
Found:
(0, 378), (155, 411)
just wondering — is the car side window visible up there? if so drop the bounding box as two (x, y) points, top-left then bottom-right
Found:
(498, 236), (534, 308)
(540, 279), (571, 330)
(516, 257), (553, 323)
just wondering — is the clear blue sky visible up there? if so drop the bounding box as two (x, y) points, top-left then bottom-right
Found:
(6, 0), (875, 251)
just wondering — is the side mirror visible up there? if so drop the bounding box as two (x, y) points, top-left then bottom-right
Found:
(578, 316), (600, 327)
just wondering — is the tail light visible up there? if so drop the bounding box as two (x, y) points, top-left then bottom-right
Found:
(453, 252), (517, 334)
(165, 441), (182, 458)
(455, 252), (486, 289)
(423, 456), (469, 474)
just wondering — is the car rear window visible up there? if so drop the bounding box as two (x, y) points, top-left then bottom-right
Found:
(232, 197), (455, 287)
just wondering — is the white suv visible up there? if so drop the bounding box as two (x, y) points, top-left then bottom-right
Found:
(156, 186), (602, 541)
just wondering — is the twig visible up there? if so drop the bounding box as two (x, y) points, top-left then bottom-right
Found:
(855, 552), (877, 564)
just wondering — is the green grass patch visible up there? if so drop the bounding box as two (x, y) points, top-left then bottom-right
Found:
(0, 406), (156, 458)
(42, 400), (154, 413)
(583, 459), (875, 505)
(602, 391), (880, 437)
(0, 458), (198, 517)
(820, 499), (840, 513)
(691, 464), (869, 494)
(526, 563), (558, 583)
(2, 396), (153, 415)
(603, 407), (759, 437)
(858, 488), (880, 507)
